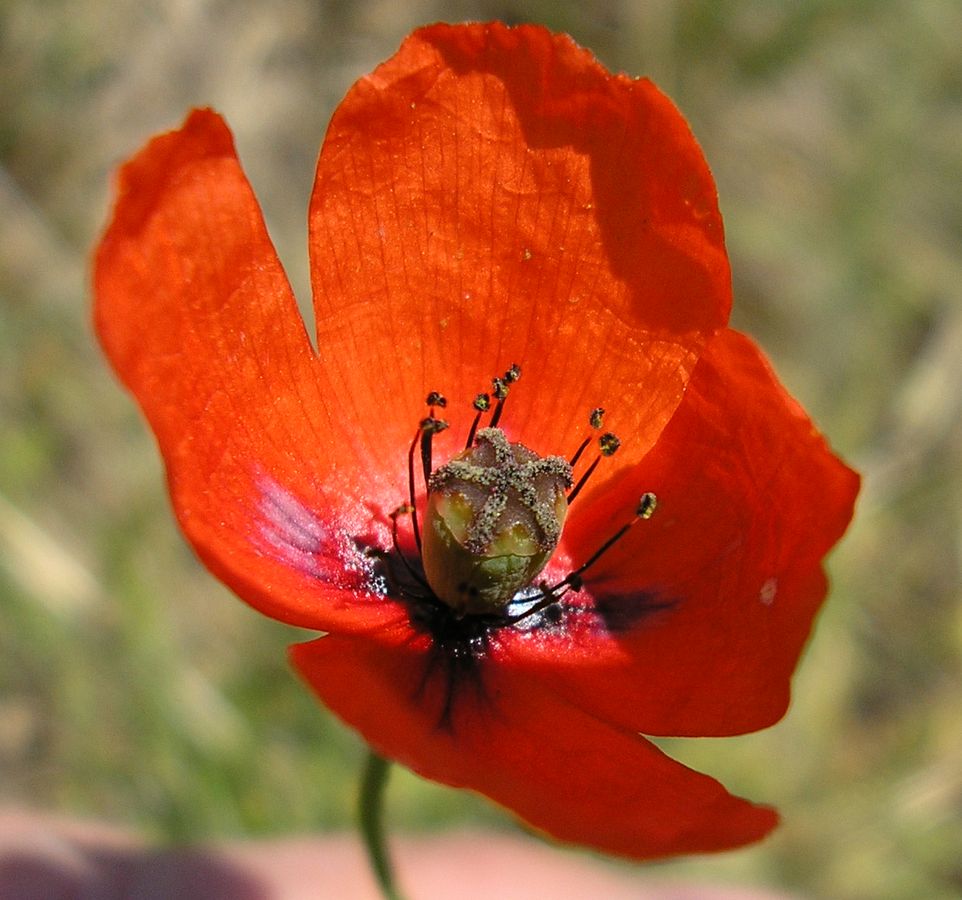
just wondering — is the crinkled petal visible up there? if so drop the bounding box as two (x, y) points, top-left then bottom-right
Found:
(291, 630), (778, 860)
(94, 109), (406, 632)
(497, 329), (860, 736)
(309, 22), (731, 473)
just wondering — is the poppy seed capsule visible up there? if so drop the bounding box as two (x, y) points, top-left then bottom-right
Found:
(422, 427), (572, 616)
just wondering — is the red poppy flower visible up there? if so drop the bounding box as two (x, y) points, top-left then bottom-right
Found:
(94, 23), (858, 860)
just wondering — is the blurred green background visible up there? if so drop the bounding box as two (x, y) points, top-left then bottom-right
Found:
(1, 1), (960, 897)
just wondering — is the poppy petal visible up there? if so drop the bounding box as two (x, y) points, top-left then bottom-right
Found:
(497, 329), (860, 736)
(308, 22), (732, 471)
(291, 630), (777, 860)
(94, 109), (407, 633)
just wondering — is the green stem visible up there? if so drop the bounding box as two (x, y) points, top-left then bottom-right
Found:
(358, 749), (404, 900)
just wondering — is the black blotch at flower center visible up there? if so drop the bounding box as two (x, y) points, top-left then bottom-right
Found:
(407, 591), (495, 730)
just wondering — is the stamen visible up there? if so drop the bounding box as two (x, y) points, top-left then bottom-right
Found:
(465, 393), (491, 449)
(488, 379), (508, 428)
(558, 493), (658, 591)
(389, 504), (429, 589)
(506, 492), (658, 624)
(488, 364), (520, 430)
(567, 431), (621, 504)
(407, 394), (450, 557)
(390, 503), (413, 534)
(569, 407), (606, 467)
(407, 426), (424, 553)
(566, 458), (600, 505)
(420, 416), (449, 488)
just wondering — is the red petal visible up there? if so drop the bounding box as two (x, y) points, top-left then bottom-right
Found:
(309, 22), (731, 470)
(291, 631), (777, 860)
(500, 329), (860, 736)
(94, 109), (406, 633)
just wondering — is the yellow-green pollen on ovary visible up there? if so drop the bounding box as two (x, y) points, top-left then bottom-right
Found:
(421, 427), (572, 616)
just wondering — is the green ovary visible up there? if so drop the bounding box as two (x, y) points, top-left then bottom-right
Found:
(422, 482), (567, 616)
(419, 428), (571, 616)
(421, 493), (548, 615)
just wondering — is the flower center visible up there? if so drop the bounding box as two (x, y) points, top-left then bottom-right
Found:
(422, 428), (572, 615)
(390, 364), (657, 626)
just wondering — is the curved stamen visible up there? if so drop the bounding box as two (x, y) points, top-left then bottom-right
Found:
(407, 394), (450, 555)
(567, 432), (620, 504)
(389, 504), (430, 592)
(422, 392), (449, 485)
(407, 426), (424, 553)
(505, 493), (658, 625)
(557, 491), (657, 591)
(569, 407), (606, 468)
(420, 416), (449, 488)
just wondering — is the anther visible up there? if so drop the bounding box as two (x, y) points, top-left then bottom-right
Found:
(599, 432), (621, 456)
(426, 391), (447, 409)
(419, 416), (449, 435)
(637, 491), (658, 519)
